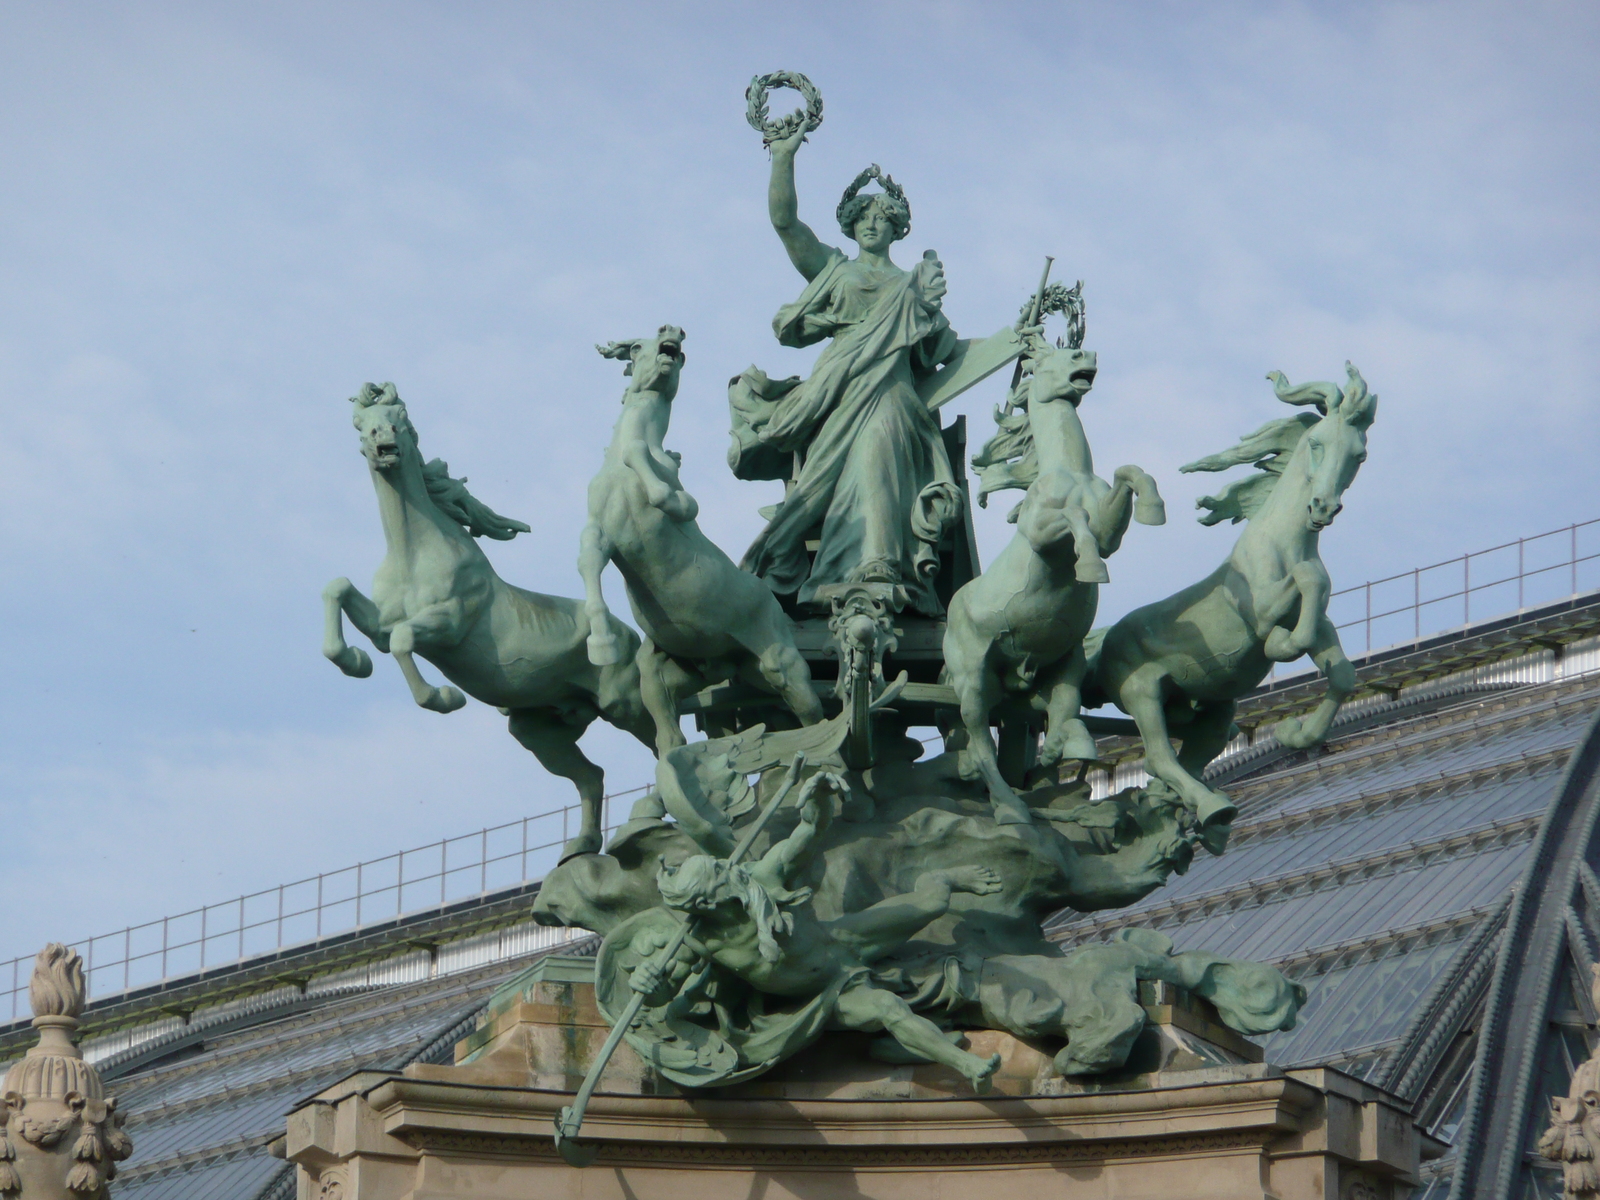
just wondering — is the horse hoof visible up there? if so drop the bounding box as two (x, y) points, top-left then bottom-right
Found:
(1075, 562), (1111, 584)
(559, 834), (603, 863)
(587, 634), (622, 666)
(330, 646), (373, 678)
(994, 801), (1034, 826)
(425, 686), (467, 713)
(1135, 498), (1166, 526)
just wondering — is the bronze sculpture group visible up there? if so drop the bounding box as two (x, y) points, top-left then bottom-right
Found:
(319, 71), (1376, 1160)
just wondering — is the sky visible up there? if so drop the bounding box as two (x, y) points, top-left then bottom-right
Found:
(0, 1), (1595, 970)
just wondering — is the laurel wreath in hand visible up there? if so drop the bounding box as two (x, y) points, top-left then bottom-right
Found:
(746, 71), (824, 148)
(1018, 280), (1087, 349)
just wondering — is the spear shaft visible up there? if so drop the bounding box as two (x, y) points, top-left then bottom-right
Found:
(1007, 255), (1056, 397)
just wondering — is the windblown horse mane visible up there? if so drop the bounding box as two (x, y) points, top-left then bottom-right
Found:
(351, 382), (530, 541)
(1185, 367), (1377, 526)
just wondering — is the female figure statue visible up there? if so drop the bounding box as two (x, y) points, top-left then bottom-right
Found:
(734, 128), (965, 616)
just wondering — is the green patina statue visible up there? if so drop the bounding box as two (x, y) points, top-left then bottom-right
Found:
(945, 305), (1165, 827)
(322, 73), (1384, 1161)
(322, 383), (653, 860)
(731, 125), (966, 616)
(1083, 363), (1377, 841)
(577, 326), (823, 754)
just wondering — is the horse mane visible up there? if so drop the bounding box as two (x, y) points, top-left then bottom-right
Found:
(1181, 413), (1317, 526)
(972, 398), (1036, 519)
(421, 458), (531, 541)
(1182, 363), (1375, 527)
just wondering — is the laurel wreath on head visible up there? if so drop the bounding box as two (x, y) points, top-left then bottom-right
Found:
(836, 164), (910, 235)
(746, 71), (824, 148)
(1019, 280), (1087, 349)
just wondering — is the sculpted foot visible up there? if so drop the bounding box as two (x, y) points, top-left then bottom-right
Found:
(1041, 720), (1096, 765)
(942, 865), (1004, 896)
(966, 1052), (1003, 1094)
(421, 686), (467, 713)
(326, 645), (373, 678)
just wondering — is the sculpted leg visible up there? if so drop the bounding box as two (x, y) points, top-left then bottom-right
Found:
(1265, 559), (1330, 661)
(507, 707), (605, 860)
(948, 640), (1033, 826)
(388, 600), (468, 713)
(752, 639), (824, 727)
(636, 638), (689, 755)
(1275, 616), (1355, 748)
(578, 522), (622, 666)
(321, 577), (380, 677)
(833, 984), (1001, 1093)
(1118, 667), (1223, 818)
(1038, 648), (1097, 767)
(1065, 505), (1109, 584)
(828, 866), (1003, 962)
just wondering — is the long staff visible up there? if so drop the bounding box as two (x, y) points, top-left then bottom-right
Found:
(553, 753), (809, 1167)
(1006, 255), (1056, 398)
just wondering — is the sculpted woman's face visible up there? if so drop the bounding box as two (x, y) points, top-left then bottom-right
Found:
(852, 198), (896, 255)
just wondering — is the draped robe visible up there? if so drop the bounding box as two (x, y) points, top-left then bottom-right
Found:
(737, 251), (962, 615)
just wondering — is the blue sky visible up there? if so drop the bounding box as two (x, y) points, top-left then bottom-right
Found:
(1, 1), (1595, 964)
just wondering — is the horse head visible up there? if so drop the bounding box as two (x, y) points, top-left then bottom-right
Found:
(1185, 363), (1376, 531)
(597, 325), (687, 401)
(350, 381), (415, 473)
(1271, 363), (1376, 531)
(1026, 343), (1097, 410)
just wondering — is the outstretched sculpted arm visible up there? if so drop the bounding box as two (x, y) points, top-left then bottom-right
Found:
(769, 128), (831, 283)
(752, 771), (844, 888)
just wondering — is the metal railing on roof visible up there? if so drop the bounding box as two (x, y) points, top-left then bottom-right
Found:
(1329, 519), (1600, 655)
(0, 785), (648, 1022)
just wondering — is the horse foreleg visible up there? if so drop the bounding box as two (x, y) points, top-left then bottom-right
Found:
(388, 600), (468, 713)
(321, 577), (381, 677)
(578, 521), (623, 666)
(1038, 647), (1097, 768)
(947, 642), (1032, 826)
(637, 637), (691, 756)
(1118, 667), (1229, 823)
(1089, 467), (1165, 560)
(507, 707), (605, 860)
(1274, 616), (1356, 750)
(1265, 560), (1330, 661)
(1065, 505), (1109, 584)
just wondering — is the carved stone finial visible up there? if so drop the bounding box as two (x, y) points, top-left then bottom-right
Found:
(27, 947), (84, 1023)
(0, 944), (132, 1198)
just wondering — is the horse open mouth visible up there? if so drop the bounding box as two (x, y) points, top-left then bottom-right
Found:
(1070, 368), (1097, 389)
(659, 341), (682, 362)
(371, 442), (400, 467)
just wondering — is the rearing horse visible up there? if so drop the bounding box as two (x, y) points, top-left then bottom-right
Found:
(1085, 363), (1377, 842)
(322, 383), (654, 859)
(944, 335), (1164, 825)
